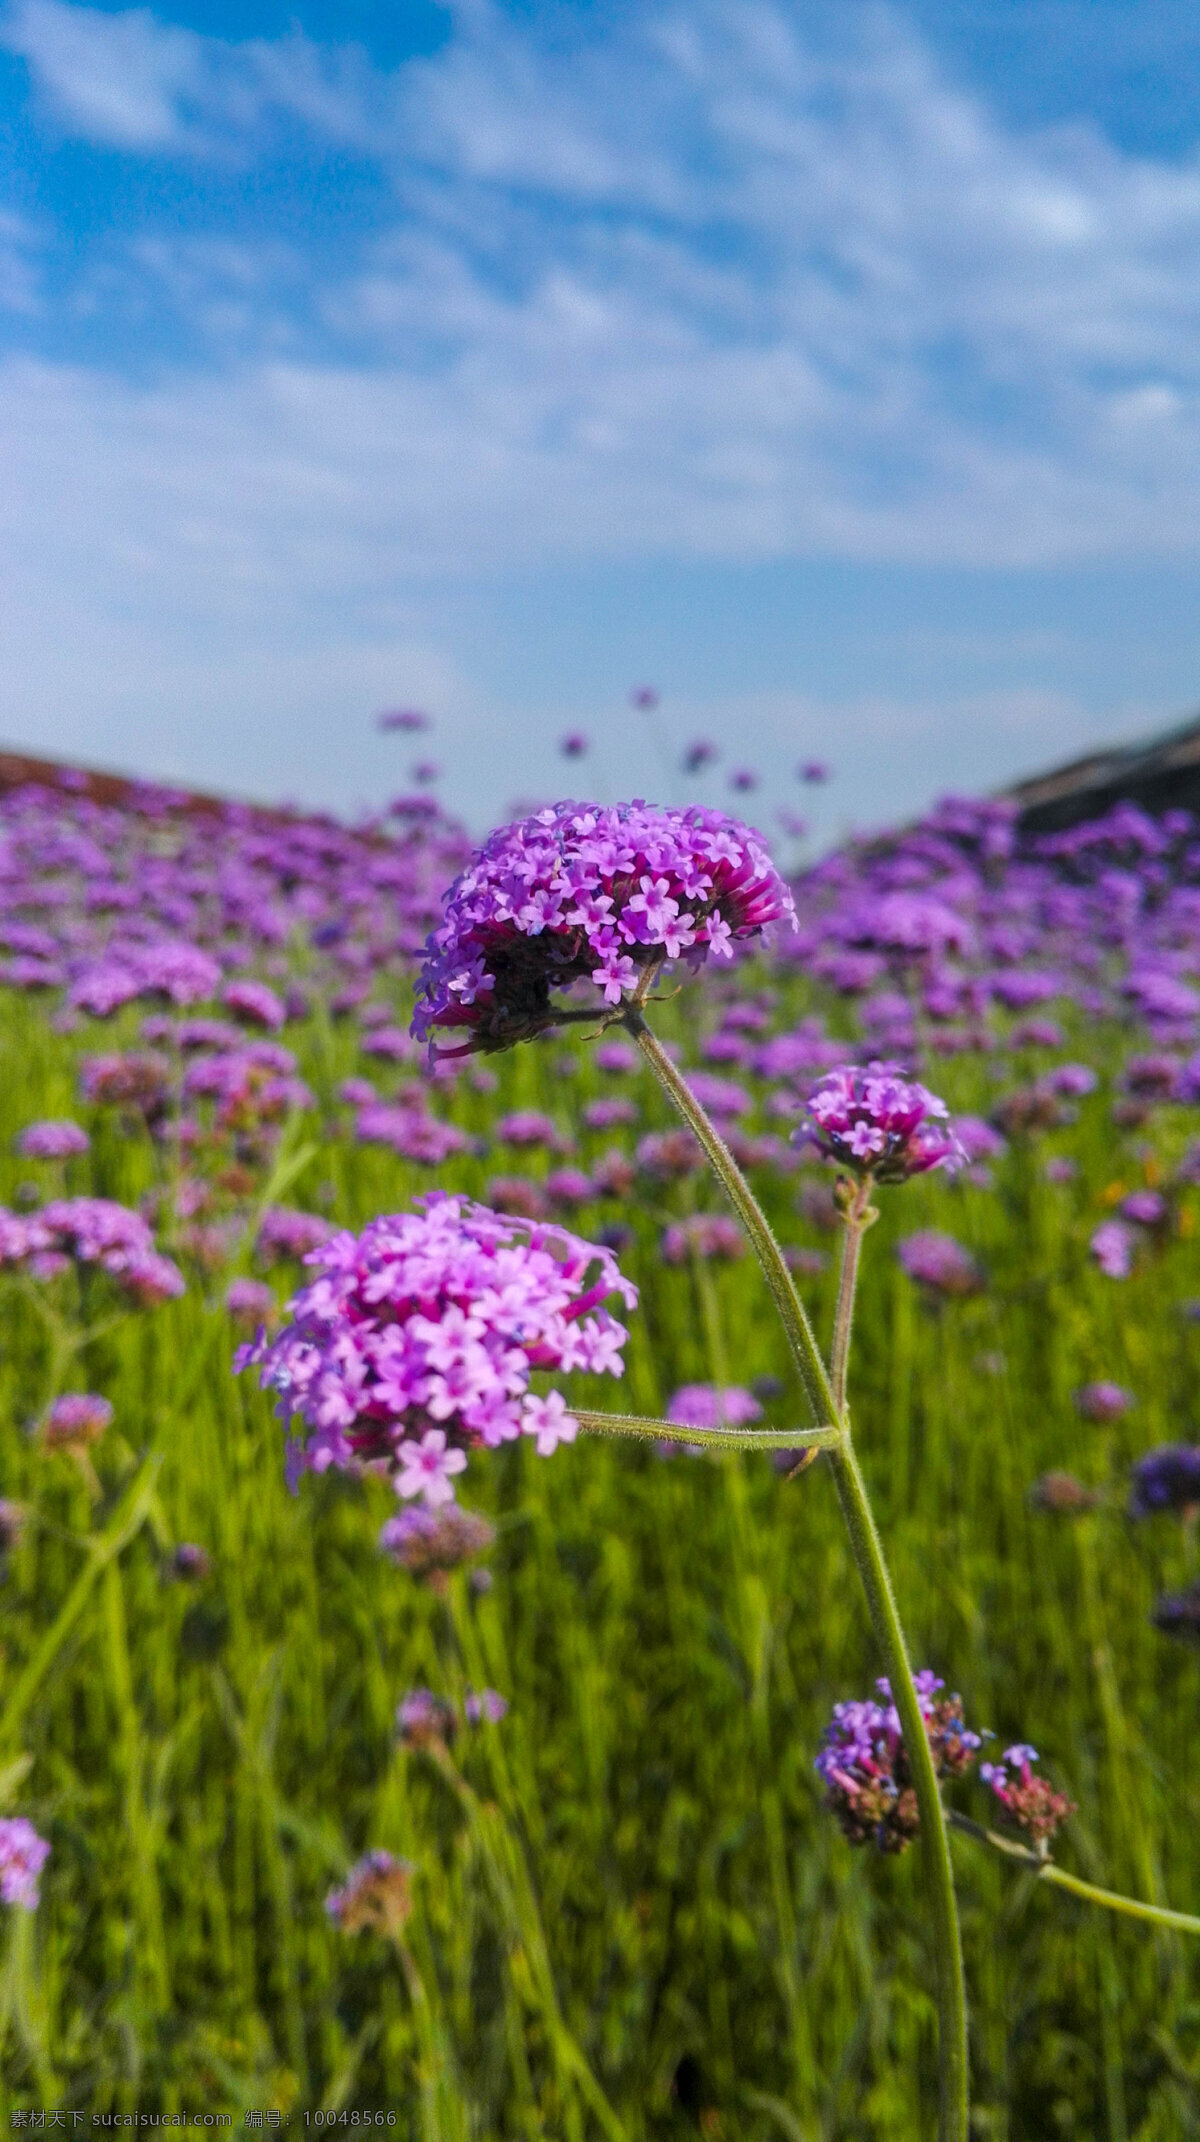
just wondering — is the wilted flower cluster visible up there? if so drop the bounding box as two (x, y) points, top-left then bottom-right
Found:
(979, 1746), (1077, 1843)
(235, 1193), (637, 1503)
(796, 1063), (965, 1182)
(325, 1850), (412, 1936)
(412, 801), (797, 1052)
(379, 1502), (495, 1581)
(815, 1672), (985, 1853)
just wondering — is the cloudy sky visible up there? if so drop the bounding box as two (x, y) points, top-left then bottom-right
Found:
(3, 0), (1200, 834)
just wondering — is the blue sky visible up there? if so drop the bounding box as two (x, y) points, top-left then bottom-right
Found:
(3, 0), (1200, 837)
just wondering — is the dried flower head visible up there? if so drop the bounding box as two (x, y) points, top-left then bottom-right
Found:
(980, 1745), (1076, 1845)
(396, 1689), (457, 1748)
(412, 801), (795, 1054)
(325, 1850), (413, 1935)
(379, 1503), (495, 1581)
(235, 1192), (636, 1504)
(796, 1062), (965, 1182)
(1029, 1472), (1102, 1515)
(43, 1393), (113, 1449)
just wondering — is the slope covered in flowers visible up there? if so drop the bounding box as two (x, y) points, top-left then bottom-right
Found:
(0, 768), (1197, 2131)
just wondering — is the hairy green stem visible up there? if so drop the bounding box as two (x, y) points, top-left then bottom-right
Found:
(828, 1439), (969, 2141)
(627, 1007), (969, 2142)
(571, 1408), (841, 1451)
(945, 1812), (1200, 1934)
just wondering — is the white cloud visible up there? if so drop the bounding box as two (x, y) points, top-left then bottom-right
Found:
(1, 0), (1200, 815)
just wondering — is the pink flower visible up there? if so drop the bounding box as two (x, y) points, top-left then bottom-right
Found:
(395, 1428), (468, 1507)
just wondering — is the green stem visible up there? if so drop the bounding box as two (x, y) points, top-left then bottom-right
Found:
(627, 1009), (969, 2142)
(945, 1813), (1200, 1934)
(947, 1816), (1200, 1936)
(828, 1439), (969, 2142)
(831, 1187), (872, 1414)
(623, 1010), (837, 1424)
(571, 1408), (841, 1452)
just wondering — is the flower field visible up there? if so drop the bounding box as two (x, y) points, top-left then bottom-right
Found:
(0, 771), (1199, 2135)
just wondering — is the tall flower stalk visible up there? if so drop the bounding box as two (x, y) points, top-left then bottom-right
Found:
(411, 801), (973, 2138)
(624, 1017), (971, 2141)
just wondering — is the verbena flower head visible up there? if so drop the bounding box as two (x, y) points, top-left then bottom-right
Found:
(980, 1745), (1076, 1844)
(796, 1062), (966, 1182)
(396, 1689), (456, 1747)
(234, 1192), (636, 1503)
(43, 1392), (113, 1448)
(16, 1120), (90, 1160)
(412, 801), (796, 1054)
(665, 1384), (762, 1430)
(465, 1688), (508, 1724)
(897, 1231), (981, 1297)
(1128, 1443), (1200, 1519)
(0, 1817), (50, 1909)
(325, 1849), (413, 1935)
(815, 1671), (983, 1854)
(1073, 1381), (1133, 1422)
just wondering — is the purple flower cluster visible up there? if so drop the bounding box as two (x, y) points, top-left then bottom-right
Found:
(896, 1231), (981, 1297)
(1128, 1443), (1200, 1519)
(15, 1120), (89, 1160)
(815, 1672), (984, 1854)
(43, 1392), (113, 1447)
(660, 1214), (745, 1265)
(665, 1384), (762, 1430)
(796, 1062), (965, 1182)
(0, 1197), (183, 1303)
(0, 1818), (50, 1908)
(1073, 1381), (1133, 1422)
(235, 1193), (637, 1504)
(412, 802), (796, 1053)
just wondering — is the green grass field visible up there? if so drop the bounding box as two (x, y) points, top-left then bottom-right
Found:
(1, 972), (1198, 2138)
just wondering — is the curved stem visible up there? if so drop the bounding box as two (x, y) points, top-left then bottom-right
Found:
(571, 1407), (840, 1451)
(828, 1439), (969, 2142)
(623, 1010), (837, 1423)
(945, 1812), (1200, 1934)
(626, 1008), (969, 2141)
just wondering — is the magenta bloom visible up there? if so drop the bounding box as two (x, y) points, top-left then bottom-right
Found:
(0, 1197), (184, 1303)
(665, 1384), (761, 1430)
(412, 802), (796, 1054)
(256, 1207), (337, 1264)
(682, 739), (717, 774)
(560, 732), (589, 758)
(234, 1192), (637, 1503)
(797, 1062), (966, 1182)
(0, 1818), (50, 1909)
(16, 1120), (89, 1160)
(799, 760), (830, 783)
